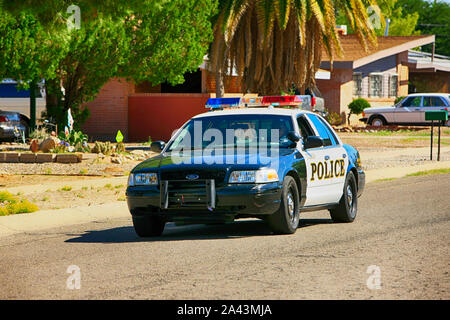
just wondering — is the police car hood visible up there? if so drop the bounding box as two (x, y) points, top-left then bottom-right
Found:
(132, 148), (296, 173)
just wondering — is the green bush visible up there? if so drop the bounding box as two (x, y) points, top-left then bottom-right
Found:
(59, 130), (90, 152)
(348, 98), (371, 124)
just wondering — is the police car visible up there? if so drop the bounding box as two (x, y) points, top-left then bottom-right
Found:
(126, 96), (365, 236)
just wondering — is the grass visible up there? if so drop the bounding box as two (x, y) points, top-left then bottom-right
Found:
(59, 186), (72, 192)
(79, 169), (88, 175)
(104, 183), (113, 190)
(406, 168), (450, 177)
(117, 196), (126, 201)
(374, 177), (396, 183)
(0, 191), (39, 216)
(359, 128), (450, 137)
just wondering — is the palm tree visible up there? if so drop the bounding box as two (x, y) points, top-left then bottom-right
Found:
(210, 0), (379, 97)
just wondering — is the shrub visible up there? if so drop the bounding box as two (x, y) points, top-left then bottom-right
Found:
(0, 191), (39, 216)
(326, 112), (343, 126)
(59, 130), (90, 152)
(348, 98), (371, 124)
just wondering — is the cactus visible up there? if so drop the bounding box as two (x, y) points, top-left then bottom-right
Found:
(91, 141), (114, 155)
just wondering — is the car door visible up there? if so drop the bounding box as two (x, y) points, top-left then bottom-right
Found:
(296, 114), (348, 207)
(394, 96), (423, 123)
(422, 96), (449, 123)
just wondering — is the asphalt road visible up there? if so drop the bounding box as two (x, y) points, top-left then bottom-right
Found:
(0, 174), (449, 299)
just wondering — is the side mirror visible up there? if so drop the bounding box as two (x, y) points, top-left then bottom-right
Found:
(151, 141), (165, 153)
(287, 131), (301, 143)
(304, 136), (324, 149)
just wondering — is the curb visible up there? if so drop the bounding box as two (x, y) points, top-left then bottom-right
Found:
(0, 202), (129, 239)
(0, 162), (449, 239)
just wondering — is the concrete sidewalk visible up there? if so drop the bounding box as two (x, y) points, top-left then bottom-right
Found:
(0, 160), (449, 239)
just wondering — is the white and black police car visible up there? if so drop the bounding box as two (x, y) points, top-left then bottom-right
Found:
(126, 96), (365, 236)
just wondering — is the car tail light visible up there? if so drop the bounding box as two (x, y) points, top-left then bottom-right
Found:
(0, 116), (8, 122)
(311, 96), (316, 107)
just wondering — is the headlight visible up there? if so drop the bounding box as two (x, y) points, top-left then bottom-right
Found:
(229, 169), (279, 184)
(128, 173), (158, 186)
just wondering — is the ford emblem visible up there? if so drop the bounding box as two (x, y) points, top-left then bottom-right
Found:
(186, 174), (199, 180)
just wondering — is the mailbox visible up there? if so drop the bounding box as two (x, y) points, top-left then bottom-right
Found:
(425, 110), (447, 161)
(425, 110), (448, 121)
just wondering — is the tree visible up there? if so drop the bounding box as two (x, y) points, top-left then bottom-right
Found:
(348, 98), (370, 124)
(210, 0), (378, 97)
(1, 0), (217, 131)
(0, 10), (66, 130)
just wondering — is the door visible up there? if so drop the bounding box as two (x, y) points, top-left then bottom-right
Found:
(394, 96), (423, 123)
(296, 114), (348, 207)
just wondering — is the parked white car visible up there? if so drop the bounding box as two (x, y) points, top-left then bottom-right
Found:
(360, 93), (450, 126)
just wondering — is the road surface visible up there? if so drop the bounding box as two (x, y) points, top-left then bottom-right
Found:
(0, 174), (449, 299)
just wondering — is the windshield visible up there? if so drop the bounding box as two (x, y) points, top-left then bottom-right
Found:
(166, 114), (295, 152)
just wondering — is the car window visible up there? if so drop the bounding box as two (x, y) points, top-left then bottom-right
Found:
(296, 115), (315, 140)
(402, 96), (422, 107)
(306, 114), (336, 146)
(167, 114), (295, 151)
(423, 96), (447, 107)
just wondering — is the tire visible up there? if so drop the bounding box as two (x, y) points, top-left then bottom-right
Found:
(329, 172), (358, 223)
(132, 215), (166, 237)
(266, 176), (300, 234)
(370, 116), (385, 127)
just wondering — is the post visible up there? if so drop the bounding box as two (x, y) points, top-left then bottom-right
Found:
(29, 80), (37, 133)
(430, 121), (433, 160)
(438, 122), (441, 161)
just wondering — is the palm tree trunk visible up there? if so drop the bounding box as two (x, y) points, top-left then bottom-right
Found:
(215, 67), (225, 98)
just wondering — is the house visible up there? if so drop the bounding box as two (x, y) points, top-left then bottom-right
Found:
(82, 34), (439, 141)
(407, 50), (450, 93)
(317, 34), (436, 122)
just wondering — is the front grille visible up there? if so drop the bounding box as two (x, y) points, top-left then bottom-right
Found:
(160, 169), (226, 185)
(160, 179), (216, 209)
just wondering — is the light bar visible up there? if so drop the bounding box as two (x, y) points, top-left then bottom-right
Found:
(205, 95), (310, 110)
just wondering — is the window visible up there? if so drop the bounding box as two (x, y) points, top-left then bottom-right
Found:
(306, 114), (337, 147)
(389, 75), (398, 97)
(353, 73), (362, 96)
(369, 74), (383, 97)
(401, 96), (422, 107)
(423, 96), (447, 107)
(297, 115), (315, 141)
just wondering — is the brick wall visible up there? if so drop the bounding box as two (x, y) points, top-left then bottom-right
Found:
(128, 93), (211, 142)
(205, 71), (242, 93)
(82, 78), (135, 142)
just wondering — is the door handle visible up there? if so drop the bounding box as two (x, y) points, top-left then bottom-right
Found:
(324, 155), (330, 160)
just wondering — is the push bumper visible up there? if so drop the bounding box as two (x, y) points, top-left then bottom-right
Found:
(126, 182), (282, 221)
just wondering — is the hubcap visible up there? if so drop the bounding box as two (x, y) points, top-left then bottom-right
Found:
(287, 191), (295, 222)
(372, 119), (383, 127)
(287, 192), (295, 220)
(347, 185), (356, 217)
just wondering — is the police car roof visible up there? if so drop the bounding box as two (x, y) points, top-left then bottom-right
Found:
(193, 107), (314, 119)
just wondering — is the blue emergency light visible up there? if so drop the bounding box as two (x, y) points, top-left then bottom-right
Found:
(206, 97), (241, 109)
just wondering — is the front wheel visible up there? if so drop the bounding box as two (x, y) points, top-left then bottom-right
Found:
(329, 172), (358, 223)
(132, 215), (166, 237)
(370, 116), (385, 127)
(266, 176), (300, 234)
